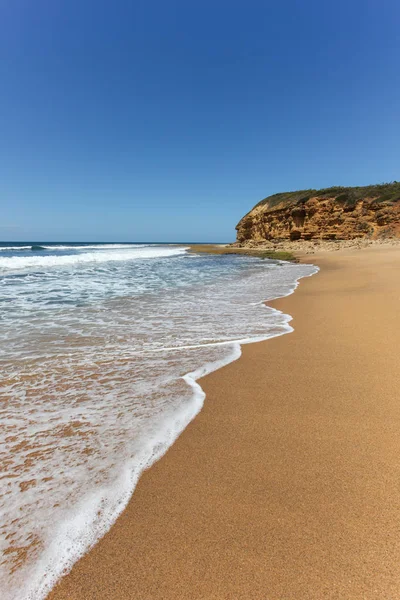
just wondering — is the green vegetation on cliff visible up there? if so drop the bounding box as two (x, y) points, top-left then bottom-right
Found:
(255, 181), (400, 211)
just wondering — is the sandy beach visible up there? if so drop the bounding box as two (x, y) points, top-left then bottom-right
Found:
(48, 245), (400, 600)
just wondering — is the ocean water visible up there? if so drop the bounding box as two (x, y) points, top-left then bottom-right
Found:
(0, 242), (317, 599)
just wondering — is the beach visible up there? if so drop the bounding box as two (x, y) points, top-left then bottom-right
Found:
(48, 244), (400, 599)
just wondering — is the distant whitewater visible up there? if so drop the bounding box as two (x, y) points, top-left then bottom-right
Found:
(0, 242), (317, 599)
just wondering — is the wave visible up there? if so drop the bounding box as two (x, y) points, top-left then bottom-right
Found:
(0, 247), (188, 272)
(25, 343), (244, 600)
(0, 246), (33, 251)
(1, 244), (318, 600)
(19, 266), (318, 600)
(0, 244), (150, 252)
(40, 244), (150, 250)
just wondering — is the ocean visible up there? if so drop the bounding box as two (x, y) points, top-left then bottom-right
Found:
(0, 242), (317, 599)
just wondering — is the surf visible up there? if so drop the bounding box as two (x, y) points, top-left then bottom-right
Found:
(0, 245), (187, 272)
(0, 246), (317, 599)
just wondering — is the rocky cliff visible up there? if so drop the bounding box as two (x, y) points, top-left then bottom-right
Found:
(235, 183), (400, 244)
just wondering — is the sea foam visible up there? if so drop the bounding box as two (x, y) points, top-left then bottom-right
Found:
(0, 245), (187, 272)
(0, 244), (317, 599)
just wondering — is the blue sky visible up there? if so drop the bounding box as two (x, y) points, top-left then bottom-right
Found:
(1, 0), (399, 242)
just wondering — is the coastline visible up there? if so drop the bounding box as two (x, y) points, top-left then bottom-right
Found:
(48, 245), (400, 599)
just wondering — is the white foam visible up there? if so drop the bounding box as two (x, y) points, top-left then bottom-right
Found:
(22, 342), (244, 600)
(0, 244), (148, 251)
(0, 245), (33, 251)
(0, 246), (188, 272)
(0, 250), (318, 600)
(40, 244), (149, 250)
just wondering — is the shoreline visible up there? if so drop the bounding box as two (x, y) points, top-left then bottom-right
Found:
(48, 245), (400, 599)
(4, 247), (312, 600)
(34, 256), (315, 600)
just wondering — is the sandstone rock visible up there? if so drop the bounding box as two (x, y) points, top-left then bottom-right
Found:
(236, 184), (400, 244)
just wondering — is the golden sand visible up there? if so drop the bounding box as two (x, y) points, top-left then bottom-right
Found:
(48, 246), (400, 599)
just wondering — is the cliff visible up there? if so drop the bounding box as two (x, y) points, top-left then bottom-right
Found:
(235, 183), (400, 244)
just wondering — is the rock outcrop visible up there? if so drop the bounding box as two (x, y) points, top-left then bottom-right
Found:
(235, 183), (400, 244)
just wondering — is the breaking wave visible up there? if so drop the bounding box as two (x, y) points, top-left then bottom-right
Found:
(0, 246), (187, 272)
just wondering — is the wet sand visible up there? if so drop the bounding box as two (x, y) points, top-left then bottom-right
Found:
(48, 245), (400, 599)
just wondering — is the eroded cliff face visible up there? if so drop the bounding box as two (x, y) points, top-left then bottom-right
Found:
(236, 188), (400, 244)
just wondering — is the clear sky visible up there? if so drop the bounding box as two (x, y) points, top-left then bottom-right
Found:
(1, 0), (399, 242)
